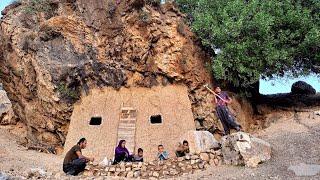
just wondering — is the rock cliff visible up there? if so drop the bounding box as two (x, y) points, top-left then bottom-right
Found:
(0, 0), (253, 150)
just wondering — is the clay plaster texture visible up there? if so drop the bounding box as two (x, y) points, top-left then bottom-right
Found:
(64, 85), (195, 161)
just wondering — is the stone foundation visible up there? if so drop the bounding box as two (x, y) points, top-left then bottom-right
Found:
(82, 149), (223, 179)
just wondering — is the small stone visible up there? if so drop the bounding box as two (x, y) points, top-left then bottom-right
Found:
(138, 162), (143, 168)
(200, 153), (210, 162)
(134, 171), (141, 178)
(133, 167), (141, 171)
(185, 154), (191, 160)
(209, 153), (215, 159)
(163, 165), (168, 170)
(163, 170), (169, 175)
(104, 167), (109, 172)
(120, 167), (125, 172)
(125, 167), (131, 171)
(120, 172), (127, 177)
(114, 171), (120, 176)
(198, 162), (205, 169)
(141, 172), (148, 177)
(93, 169), (100, 176)
(127, 171), (134, 178)
(209, 159), (216, 166)
(214, 158), (219, 166)
(192, 165), (198, 169)
(152, 171), (159, 177)
(186, 165), (193, 170)
(177, 157), (184, 162)
(191, 155), (199, 160)
(191, 160), (196, 165)
(215, 150), (222, 156)
(132, 163), (138, 168)
(178, 162), (184, 167)
(116, 168), (121, 172)
(83, 170), (93, 176)
(120, 162), (125, 168)
(109, 167), (115, 172)
(169, 168), (179, 175)
(126, 162), (133, 167)
(181, 166), (186, 171)
(204, 164), (210, 169)
(194, 169), (202, 173)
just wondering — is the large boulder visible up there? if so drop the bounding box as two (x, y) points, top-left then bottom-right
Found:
(221, 132), (271, 168)
(181, 130), (220, 154)
(291, 81), (316, 95)
(0, 84), (14, 125)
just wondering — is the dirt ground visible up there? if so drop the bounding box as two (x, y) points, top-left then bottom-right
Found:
(0, 109), (320, 179)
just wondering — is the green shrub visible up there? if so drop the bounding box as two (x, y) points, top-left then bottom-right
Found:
(24, 0), (54, 16)
(57, 83), (79, 102)
(139, 10), (150, 24)
(176, 0), (320, 89)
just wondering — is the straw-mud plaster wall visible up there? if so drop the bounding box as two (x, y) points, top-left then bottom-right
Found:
(64, 85), (195, 161)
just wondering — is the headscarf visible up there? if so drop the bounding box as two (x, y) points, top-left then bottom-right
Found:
(115, 140), (130, 157)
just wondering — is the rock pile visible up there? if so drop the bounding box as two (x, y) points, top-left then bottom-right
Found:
(82, 150), (223, 179)
(221, 132), (271, 168)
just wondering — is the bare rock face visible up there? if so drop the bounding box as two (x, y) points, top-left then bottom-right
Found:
(221, 132), (271, 167)
(0, 0), (253, 149)
(0, 84), (14, 125)
(181, 130), (220, 154)
(291, 81), (316, 95)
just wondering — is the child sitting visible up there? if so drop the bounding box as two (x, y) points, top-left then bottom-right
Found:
(133, 148), (144, 162)
(157, 144), (169, 161)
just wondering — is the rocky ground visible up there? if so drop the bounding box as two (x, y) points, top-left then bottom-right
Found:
(0, 108), (319, 179)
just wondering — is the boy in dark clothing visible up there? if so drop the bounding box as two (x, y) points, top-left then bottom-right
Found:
(175, 140), (190, 157)
(214, 86), (241, 135)
(63, 138), (94, 175)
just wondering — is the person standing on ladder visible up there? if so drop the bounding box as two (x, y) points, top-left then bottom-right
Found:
(212, 86), (242, 135)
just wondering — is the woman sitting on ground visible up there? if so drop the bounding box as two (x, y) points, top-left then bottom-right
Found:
(175, 140), (190, 157)
(113, 140), (133, 164)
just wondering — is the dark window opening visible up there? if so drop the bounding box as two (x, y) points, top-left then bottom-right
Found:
(89, 117), (102, 125)
(150, 115), (162, 124)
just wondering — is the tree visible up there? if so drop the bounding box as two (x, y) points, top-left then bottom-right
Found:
(176, 0), (320, 89)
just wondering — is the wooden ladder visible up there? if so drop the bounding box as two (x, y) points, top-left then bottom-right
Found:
(116, 106), (137, 154)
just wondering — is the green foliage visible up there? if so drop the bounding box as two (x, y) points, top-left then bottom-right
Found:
(24, 0), (52, 14)
(176, 0), (320, 88)
(139, 10), (150, 24)
(146, 0), (161, 7)
(57, 83), (79, 102)
(177, 20), (187, 36)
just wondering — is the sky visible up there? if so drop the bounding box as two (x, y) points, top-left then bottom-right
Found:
(259, 73), (320, 94)
(0, 1), (319, 94)
(0, 0), (11, 17)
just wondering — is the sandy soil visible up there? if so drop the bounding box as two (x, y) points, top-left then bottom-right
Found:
(0, 109), (319, 179)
